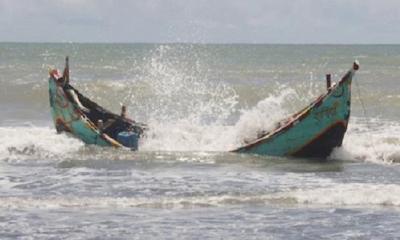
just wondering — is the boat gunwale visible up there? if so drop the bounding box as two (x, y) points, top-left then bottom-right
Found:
(49, 77), (128, 148)
(232, 67), (356, 153)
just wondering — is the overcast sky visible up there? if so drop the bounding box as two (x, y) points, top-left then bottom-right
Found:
(0, 0), (399, 43)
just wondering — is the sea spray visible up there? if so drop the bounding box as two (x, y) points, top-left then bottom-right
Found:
(232, 86), (295, 145)
(0, 127), (83, 162)
(2, 43), (400, 239)
(331, 117), (400, 163)
(135, 44), (238, 124)
(1, 44), (399, 164)
(130, 44), (240, 151)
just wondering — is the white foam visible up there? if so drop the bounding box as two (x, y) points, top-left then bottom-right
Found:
(331, 118), (400, 164)
(4, 44), (398, 164)
(2, 183), (400, 209)
(232, 87), (295, 145)
(139, 87), (300, 151)
(0, 126), (83, 162)
(128, 45), (240, 151)
(134, 47), (400, 162)
(140, 120), (236, 151)
(138, 68), (330, 152)
(129, 46), (335, 153)
(132, 45), (305, 151)
(283, 183), (400, 206)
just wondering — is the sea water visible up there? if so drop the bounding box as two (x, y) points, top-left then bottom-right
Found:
(0, 43), (400, 239)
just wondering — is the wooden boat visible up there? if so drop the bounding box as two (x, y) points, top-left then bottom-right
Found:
(48, 57), (146, 150)
(232, 62), (359, 158)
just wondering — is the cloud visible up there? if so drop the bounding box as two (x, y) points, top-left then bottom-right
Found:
(0, 0), (399, 43)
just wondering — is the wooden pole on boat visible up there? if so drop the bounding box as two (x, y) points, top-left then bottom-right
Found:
(353, 61), (360, 71)
(326, 74), (331, 91)
(63, 56), (70, 84)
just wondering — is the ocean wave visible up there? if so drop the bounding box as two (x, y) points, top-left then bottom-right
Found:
(0, 116), (399, 165)
(1, 44), (398, 164)
(0, 126), (83, 162)
(1, 183), (400, 209)
(331, 118), (400, 164)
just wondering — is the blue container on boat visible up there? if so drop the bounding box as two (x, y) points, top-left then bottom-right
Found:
(117, 131), (139, 150)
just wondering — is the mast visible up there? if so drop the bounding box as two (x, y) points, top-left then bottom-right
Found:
(63, 56), (69, 84)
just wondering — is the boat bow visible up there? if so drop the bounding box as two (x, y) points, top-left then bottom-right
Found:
(233, 61), (359, 158)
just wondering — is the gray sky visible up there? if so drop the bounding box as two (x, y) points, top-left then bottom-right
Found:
(1, 0), (399, 43)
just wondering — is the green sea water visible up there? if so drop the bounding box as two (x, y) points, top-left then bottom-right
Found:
(0, 43), (400, 239)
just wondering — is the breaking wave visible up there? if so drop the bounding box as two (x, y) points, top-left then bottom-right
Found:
(1, 44), (399, 164)
(331, 118), (400, 164)
(2, 183), (400, 209)
(0, 126), (83, 163)
(1, 117), (399, 166)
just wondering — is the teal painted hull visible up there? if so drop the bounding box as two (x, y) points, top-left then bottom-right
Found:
(233, 63), (359, 158)
(48, 77), (122, 147)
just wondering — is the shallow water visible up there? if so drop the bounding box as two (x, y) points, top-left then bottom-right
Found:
(0, 43), (400, 239)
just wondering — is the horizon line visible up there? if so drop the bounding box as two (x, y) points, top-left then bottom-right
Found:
(1, 41), (400, 45)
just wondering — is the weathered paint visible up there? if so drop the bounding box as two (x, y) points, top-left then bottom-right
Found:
(48, 76), (123, 148)
(233, 63), (358, 158)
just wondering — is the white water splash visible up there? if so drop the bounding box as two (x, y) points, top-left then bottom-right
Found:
(133, 45), (323, 151)
(0, 126), (83, 162)
(331, 117), (400, 163)
(130, 45), (240, 151)
(1, 117), (398, 164)
(129, 45), (238, 124)
(232, 87), (295, 145)
(2, 44), (399, 164)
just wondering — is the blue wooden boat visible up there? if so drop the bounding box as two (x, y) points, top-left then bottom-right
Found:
(232, 62), (359, 158)
(48, 57), (146, 150)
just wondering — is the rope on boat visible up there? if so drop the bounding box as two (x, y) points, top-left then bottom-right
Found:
(353, 75), (381, 161)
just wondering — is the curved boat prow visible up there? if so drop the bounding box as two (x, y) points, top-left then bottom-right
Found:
(233, 61), (359, 158)
(48, 57), (146, 150)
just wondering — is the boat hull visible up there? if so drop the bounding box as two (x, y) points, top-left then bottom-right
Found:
(48, 77), (123, 148)
(233, 66), (357, 159)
